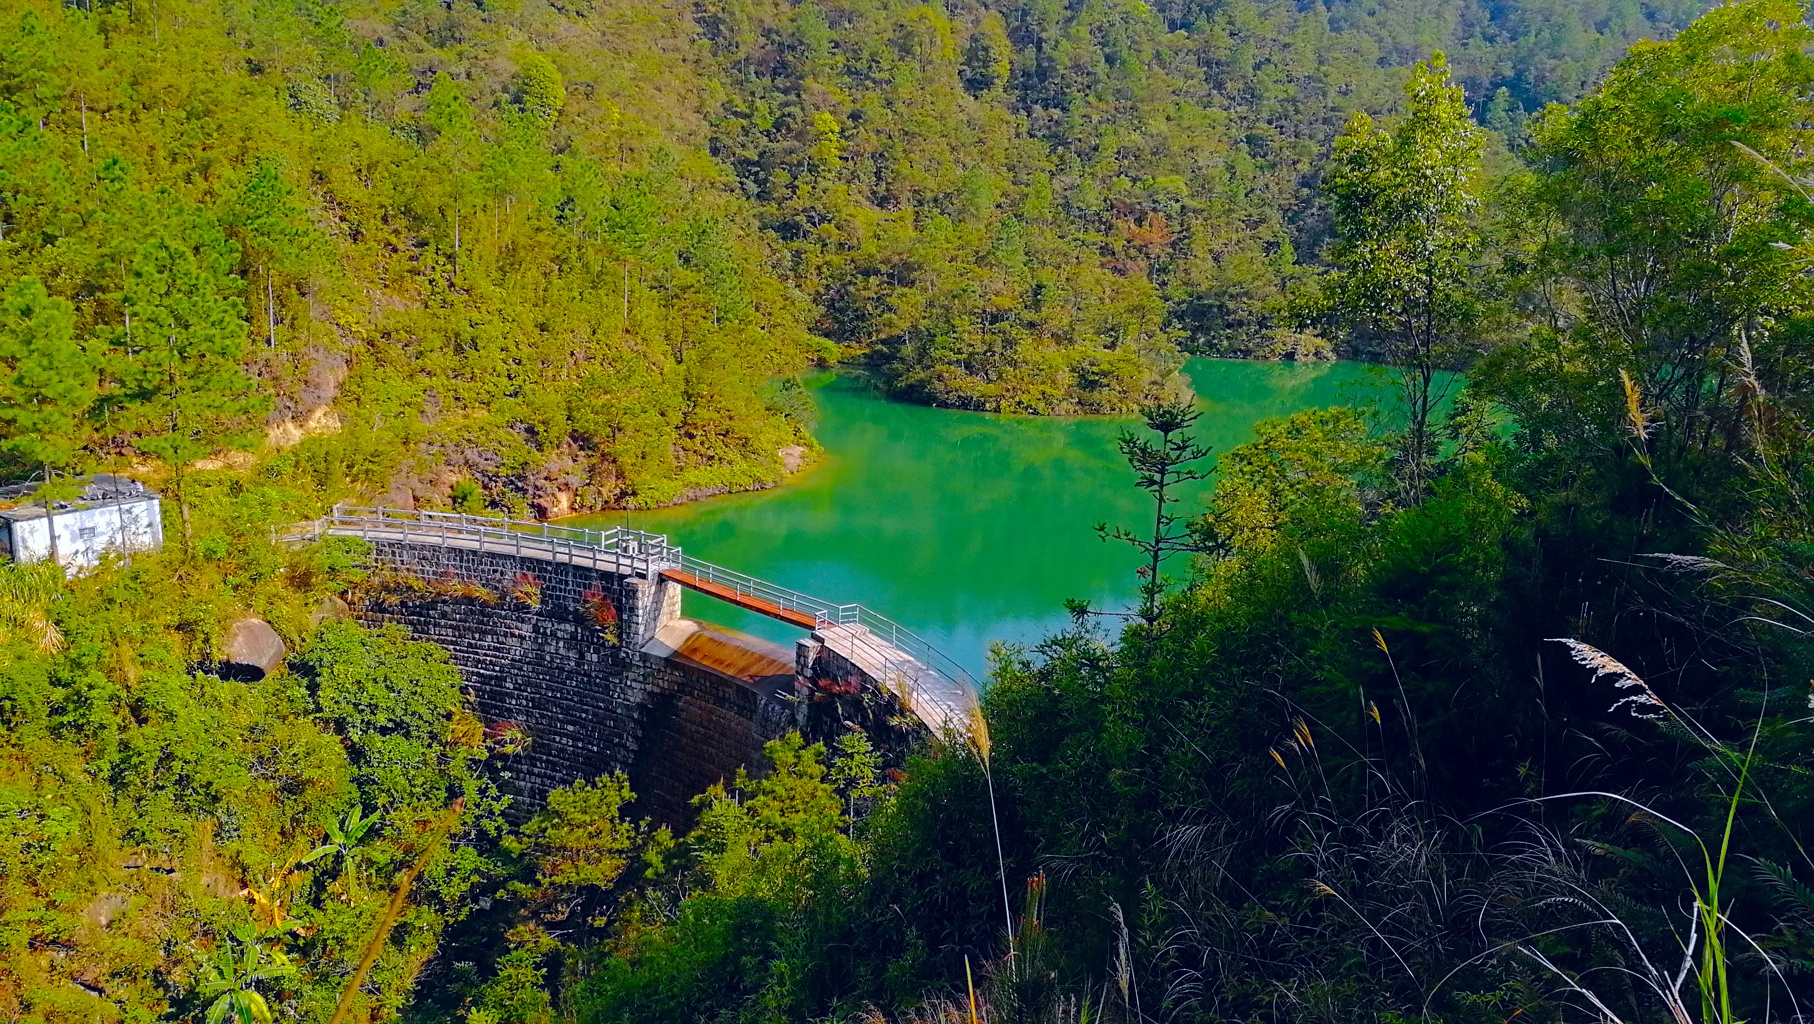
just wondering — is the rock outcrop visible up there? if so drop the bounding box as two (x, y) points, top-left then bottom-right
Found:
(221, 618), (286, 681)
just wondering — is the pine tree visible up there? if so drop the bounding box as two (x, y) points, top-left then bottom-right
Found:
(1097, 400), (1213, 624)
(0, 277), (95, 479)
(118, 201), (262, 541)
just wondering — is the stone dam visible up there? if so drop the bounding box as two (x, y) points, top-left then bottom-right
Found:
(293, 508), (977, 823)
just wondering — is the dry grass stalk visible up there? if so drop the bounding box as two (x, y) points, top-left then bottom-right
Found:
(965, 955), (981, 1024)
(1621, 368), (1652, 440)
(1546, 638), (1666, 719)
(968, 703), (992, 767)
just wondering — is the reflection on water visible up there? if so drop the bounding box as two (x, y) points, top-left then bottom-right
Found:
(566, 359), (1393, 677)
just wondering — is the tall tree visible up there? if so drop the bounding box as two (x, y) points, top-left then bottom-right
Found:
(1326, 52), (1485, 502)
(0, 277), (95, 480)
(119, 200), (261, 537)
(1516, 0), (1814, 509)
(423, 71), (483, 277)
(224, 158), (321, 355)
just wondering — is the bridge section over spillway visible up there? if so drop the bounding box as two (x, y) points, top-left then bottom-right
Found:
(290, 507), (977, 820)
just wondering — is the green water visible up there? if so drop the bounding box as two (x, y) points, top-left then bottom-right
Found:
(567, 359), (1391, 677)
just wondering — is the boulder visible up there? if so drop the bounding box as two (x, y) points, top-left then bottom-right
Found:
(221, 617), (286, 681)
(311, 594), (351, 626)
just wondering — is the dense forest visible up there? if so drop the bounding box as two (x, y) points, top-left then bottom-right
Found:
(7, 0), (1814, 1023)
(1, 0), (1713, 517)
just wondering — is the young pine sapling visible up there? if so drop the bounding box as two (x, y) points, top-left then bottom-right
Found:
(1097, 400), (1213, 624)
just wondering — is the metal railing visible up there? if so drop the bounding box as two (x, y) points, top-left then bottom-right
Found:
(665, 554), (978, 722)
(813, 621), (976, 736)
(287, 506), (683, 576)
(288, 506), (980, 729)
(670, 555), (977, 732)
(671, 555), (836, 623)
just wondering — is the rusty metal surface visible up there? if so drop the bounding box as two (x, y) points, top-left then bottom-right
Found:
(659, 568), (820, 628)
(668, 622), (796, 686)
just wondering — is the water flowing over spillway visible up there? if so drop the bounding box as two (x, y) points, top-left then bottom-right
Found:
(568, 358), (1392, 676)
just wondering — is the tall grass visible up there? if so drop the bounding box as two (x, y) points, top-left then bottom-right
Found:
(970, 705), (1016, 967)
(1537, 639), (1803, 1024)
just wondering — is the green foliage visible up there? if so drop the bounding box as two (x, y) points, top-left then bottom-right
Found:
(197, 930), (297, 1024)
(1198, 406), (1388, 554)
(0, 557), (67, 655)
(294, 621), (470, 808)
(512, 54), (566, 131)
(0, 278), (93, 475)
(15, 1), (1814, 1023)
(117, 196), (262, 478)
(697, 0), (1713, 398)
(300, 802), (378, 877)
(0, 0), (1725, 518)
(1498, 0), (1814, 519)
(931, 7), (1811, 1021)
(828, 731), (885, 819)
(570, 735), (868, 1024)
(1096, 401), (1214, 623)
(0, 484), (513, 1022)
(535, 7), (1809, 1024)
(0, 0), (820, 515)
(461, 930), (561, 1024)
(450, 478), (486, 515)
(961, 12), (1012, 95)
(1326, 53), (1485, 499)
(515, 774), (642, 893)
(686, 734), (859, 903)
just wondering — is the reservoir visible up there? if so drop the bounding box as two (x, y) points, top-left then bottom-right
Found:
(567, 358), (1391, 679)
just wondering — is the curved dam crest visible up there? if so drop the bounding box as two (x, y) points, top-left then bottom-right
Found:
(298, 509), (975, 822)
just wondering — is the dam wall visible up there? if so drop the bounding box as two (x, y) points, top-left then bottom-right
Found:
(353, 541), (798, 822)
(295, 508), (977, 825)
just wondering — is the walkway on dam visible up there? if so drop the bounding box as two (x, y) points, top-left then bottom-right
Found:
(290, 506), (978, 738)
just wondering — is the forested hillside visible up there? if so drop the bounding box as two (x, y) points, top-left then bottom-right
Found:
(700, 0), (1710, 406)
(550, 6), (1814, 1024)
(2, 0), (823, 515)
(1, 0), (1712, 513)
(9, 0), (1811, 1023)
(0, 479), (516, 1020)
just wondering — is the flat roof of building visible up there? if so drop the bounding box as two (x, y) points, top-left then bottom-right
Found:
(0, 474), (159, 521)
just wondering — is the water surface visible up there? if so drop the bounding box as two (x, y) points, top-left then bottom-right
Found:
(568, 359), (1391, 677)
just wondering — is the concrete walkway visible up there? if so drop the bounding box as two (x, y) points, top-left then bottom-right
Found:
(815, 623), (976, 738)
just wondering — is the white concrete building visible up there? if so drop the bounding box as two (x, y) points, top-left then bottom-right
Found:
(0, 474), (164, 573)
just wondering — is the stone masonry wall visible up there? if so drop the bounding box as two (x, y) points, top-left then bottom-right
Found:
(631, 659), (796, 822)
(353, 542), (792, 823)
(795, 638), (927, 761)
